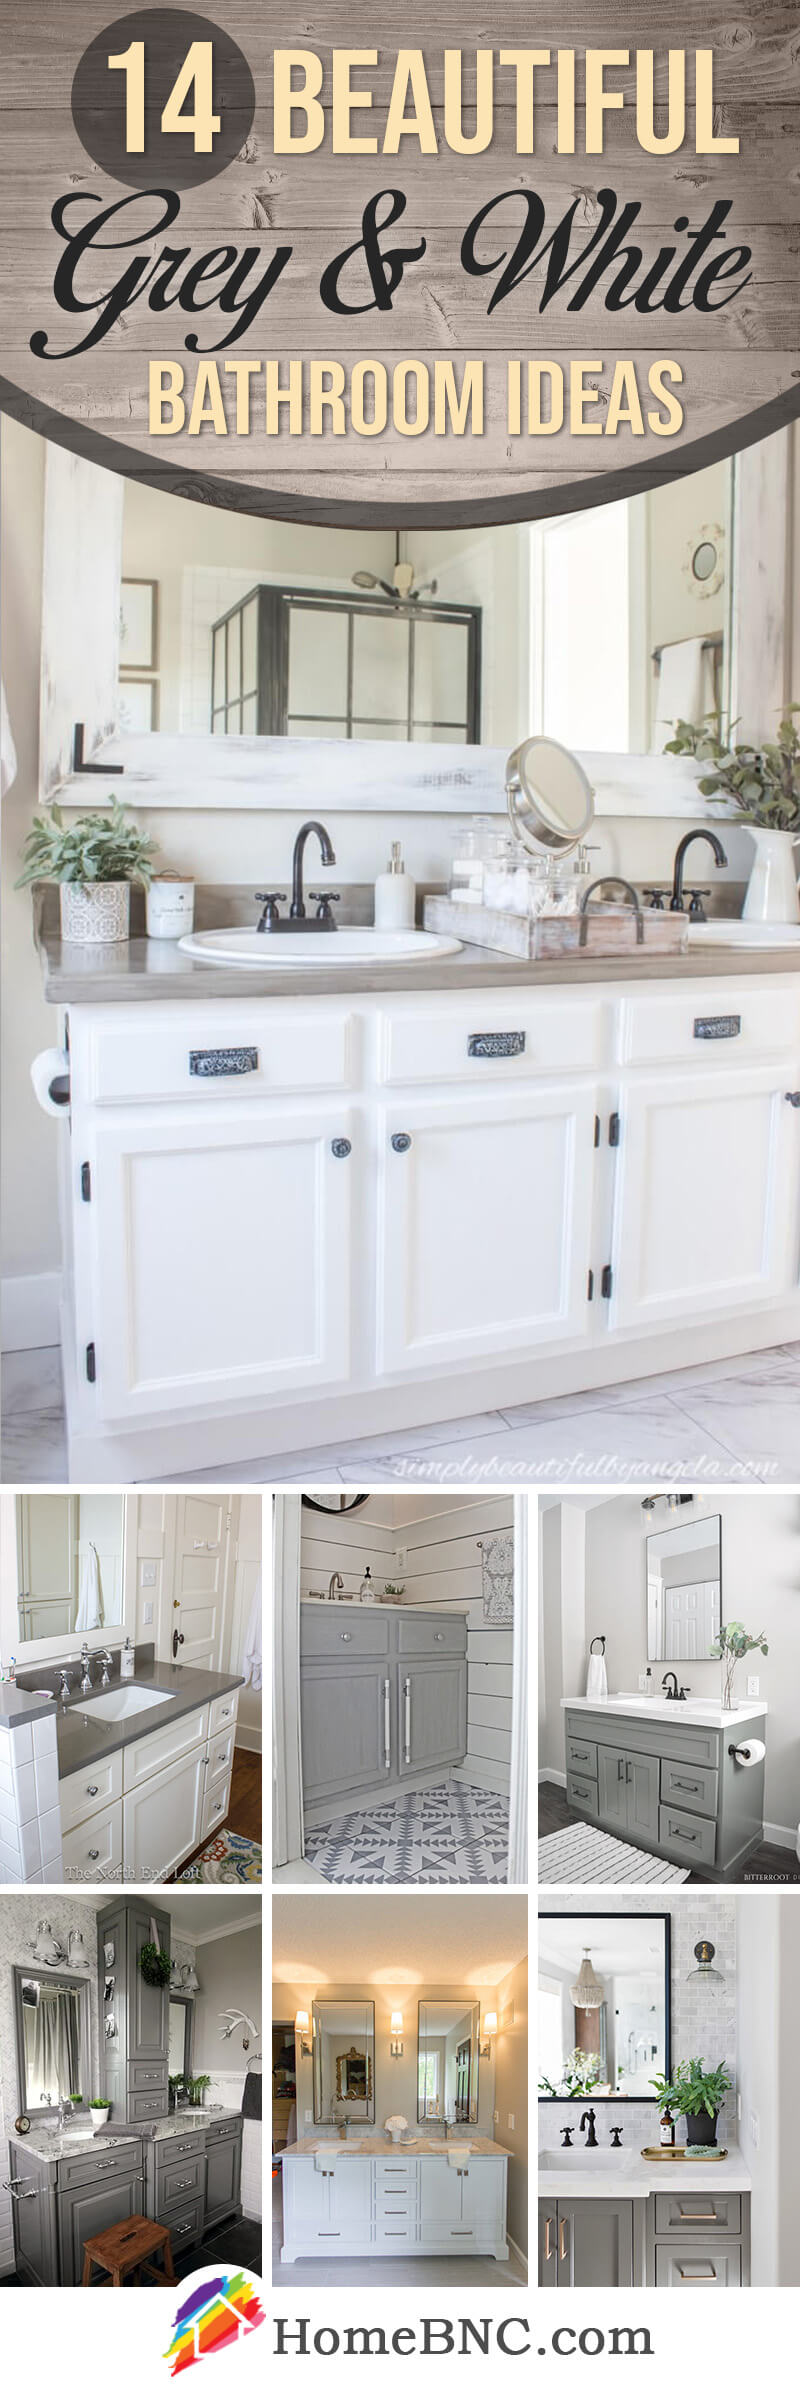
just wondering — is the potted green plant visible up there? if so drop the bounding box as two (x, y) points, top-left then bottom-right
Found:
(650, 2060), (732, 2149)
(666, 707), (800, 924)
(138, 1940), (171, 1988)
(186, 2073), (211, 2109)
(16, 798), (156, 944)
(710, 1620), (768, 1712)
(89, 2096), (112, 2137)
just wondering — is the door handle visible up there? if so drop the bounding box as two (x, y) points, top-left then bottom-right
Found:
(544, 2213), (553, 2262)
(383, 1678), (391, 1770)
(625, 1760), (632, 1783)
(172, 1629), (185, 1658)
(4, 2181), (38, 2200)
(618, 1757), (624, 1780)
(403, 1677), (411, 1765)
(559, 2216), (569, 2262)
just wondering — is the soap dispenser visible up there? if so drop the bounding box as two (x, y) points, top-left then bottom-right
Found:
(374, 842), (416, 930)
(120, 1637), (135, 1680)
(359, 1567), (376, 1605)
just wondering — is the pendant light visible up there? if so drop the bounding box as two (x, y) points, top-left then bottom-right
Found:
(570, 1949), (604, 2010)
(686, 1939), (725, 1985)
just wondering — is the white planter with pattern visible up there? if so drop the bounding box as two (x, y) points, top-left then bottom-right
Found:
(59, 881), (130, 943)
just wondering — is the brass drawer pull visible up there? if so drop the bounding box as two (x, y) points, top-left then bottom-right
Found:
(675, 2209), (721, 2223)
(559, 2217), (569, 2261)
(676, 2264), (717, 2281)
(544, 2215), (553, 2262)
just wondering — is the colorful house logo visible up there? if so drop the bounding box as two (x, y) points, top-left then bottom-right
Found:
(164, 2269), (265, 2374)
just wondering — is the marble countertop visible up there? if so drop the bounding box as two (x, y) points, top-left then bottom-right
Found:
(54, 1656), (244, 1778)
(38, 928), (800, 1005)
(144, 2108), (242, 2140)
(562, 1693), (768, 1728)
(539, 2144), (751, 2200)
(16, 2129), (140, 2165)
(286, 2135), (507, 2159)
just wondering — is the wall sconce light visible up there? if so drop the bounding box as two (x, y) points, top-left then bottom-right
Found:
(295, 2010), (311, 2056)
(390, 2011), (404, 2057)
(480, 2011), (497, 2058)
(686, 1939), (725, 1986)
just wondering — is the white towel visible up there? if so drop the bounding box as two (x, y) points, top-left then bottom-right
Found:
(75, 1545), (102, 1631)
(243, 1568), (262, 1690)
(586, 1650), (608, 1699)
(446, 2144), (472, 2168)
(1, 682), (17, 798)
(652, 637), (716, 751)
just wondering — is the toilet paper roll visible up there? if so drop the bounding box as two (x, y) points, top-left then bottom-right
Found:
(730, 1738), (766, 1768)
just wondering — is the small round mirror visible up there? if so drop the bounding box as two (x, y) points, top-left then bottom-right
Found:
(506, 735), (595, 855)
(691, 539), (718, 584)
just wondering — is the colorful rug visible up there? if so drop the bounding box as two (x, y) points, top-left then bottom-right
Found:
(177, 1830), (262, 1883)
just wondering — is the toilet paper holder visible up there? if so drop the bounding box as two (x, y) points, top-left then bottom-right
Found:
(728, 1740), (765, 1763)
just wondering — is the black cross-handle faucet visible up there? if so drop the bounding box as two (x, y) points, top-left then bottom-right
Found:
(580, 2108), (598, 2148)
(670, 828), (728, 916)
(291, 820), (337, 920)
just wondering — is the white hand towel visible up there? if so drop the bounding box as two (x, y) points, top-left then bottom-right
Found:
(446, 2144), (471, 2168)
(243, 1568), (262, 1690)
(1, 682), (17, 798)
(586, 1645), (608, 1699)
(75, 1545), (102, 1631)
(652, 637), (715, 751)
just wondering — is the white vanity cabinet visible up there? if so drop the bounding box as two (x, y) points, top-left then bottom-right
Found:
(418, 2155), (507, 2250)
(57, 1689), (239, 1883)
(281, 2155), (373, 2253)
(51, 974), (800, 1477)
(281, 2150), (509, 2262)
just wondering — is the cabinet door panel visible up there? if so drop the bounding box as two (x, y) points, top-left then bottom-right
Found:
(301, 1664), (394, 1803)
(128, 1908), (171, 2060)
(88, 1106), (353, 1419)
(59, 2173), (144, 2285)
(557, 2198), (634, 2288)
(419, 2158), (463, 2227)
(329, 2161), (372, 2237)
(597, 1746), (629, 1829)
(398, 1661), (466, 1775)
(123, 1749), (206, 1882)
(461, 2160), (504, 2234)
(610, 1068), (800, 1332)
(205, 2136), (241, 2225)
(377, 1087), (599, 1374)
(539, 2202), (558, 2287)
(626, 1752), (659, 1838)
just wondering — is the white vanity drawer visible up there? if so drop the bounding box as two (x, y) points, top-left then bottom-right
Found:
(61, 1800), (123, 1881)
(208, 1688), (239, 1739)
(617, 984), (800, 1069)
(378, 997), (604, 1086)
(59, 1748), (123, 1832)
(83, 1006), (354, 1105)
(207, 1723), (236, 1784)
(122, 1702), (210, 1791)
(201, 1769), (232, 1839)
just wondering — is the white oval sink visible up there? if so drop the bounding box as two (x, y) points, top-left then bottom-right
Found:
(72, 1684), (174, 1721)
(179, 927), (462, 969)
(688, 920), (800, 951)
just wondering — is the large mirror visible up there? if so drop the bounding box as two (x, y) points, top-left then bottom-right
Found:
(647, 1513), (722, 1664)
(538, 1913), (671, 2101)
(312, 2000), (375, 2126)
(417, 1999), (481, 2126)
(10, 1493), (133, 1661)
(168, 1995), (194, 2082)
(14, 1968), (92, 2118)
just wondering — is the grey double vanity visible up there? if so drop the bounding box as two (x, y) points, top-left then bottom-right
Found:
(6, 1900), (244, 2285)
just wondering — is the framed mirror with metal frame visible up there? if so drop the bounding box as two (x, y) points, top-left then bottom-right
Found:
(301, 1494), (370, 1515)
(417, 1998), (481, 2126)
(647, 1513), (722, 1665)
(538, 1912), (671, 2102)
(13, 1966), (93, 2121)
(312, 2000), (375, 2125)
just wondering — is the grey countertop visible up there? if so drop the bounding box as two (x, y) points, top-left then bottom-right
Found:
(53, 1656), (244, 1778)
(37, 929), (800, 1005)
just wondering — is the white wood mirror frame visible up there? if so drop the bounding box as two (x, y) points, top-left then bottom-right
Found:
(0, 1492), (137, 1667)
(38, 436), (790, 820)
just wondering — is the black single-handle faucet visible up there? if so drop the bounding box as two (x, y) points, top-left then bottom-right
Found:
(291, 820), (337, 920)
(670, 828), (728, 917)
(580, 2109), (598, 2148)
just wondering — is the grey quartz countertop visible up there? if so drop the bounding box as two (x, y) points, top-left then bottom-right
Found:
(55, 1657), (244, 1779)
(286, 2135), (507, 2159)
(38, 930), (800, 1004)
(539, 2145), (752, 2200)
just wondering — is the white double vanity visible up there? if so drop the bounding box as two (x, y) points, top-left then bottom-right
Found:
(282, 2140), (509, 2263)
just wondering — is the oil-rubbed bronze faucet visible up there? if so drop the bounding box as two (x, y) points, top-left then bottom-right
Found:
(670, 829), (728, 917)
(255, 820), (339, 932)
(580, 2109), (598, 2148)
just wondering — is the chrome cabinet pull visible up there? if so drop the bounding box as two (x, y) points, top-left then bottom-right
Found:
(87, 1784), (99, 1796)
(676, 2263), (717, 2281)
(403, 1676), (411, 1765)
(4, 2180), (38, 2201)
(383, 1678), (391, 1770)
(88, 1848), (100, 1860)
(433, 1631), (444, 1642)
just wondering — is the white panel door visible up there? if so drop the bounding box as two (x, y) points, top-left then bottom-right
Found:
(122, 1744), (206, 1881)
(610, 1066), (800, 1333)
(171, 1493), (233, 1669)
(376, 1086), (599, 1375)
(461, 2159), (505, 2235)
(86, 1103), (354, 1419)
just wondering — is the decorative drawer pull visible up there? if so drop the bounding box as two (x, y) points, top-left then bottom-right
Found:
(559, 2217), (569, 2261)
(87, 1785), (99, 1796)
(331, 1138), (351, 1158)
(544, 2215), (553, 2262)
(672, 1777), (700, 1793)
(391, 1132), (412, 1153)
(676, 2264), (717, 2281)
(468, 1030), (525, 1059)
(189, 1047), (258, 1076)
(693, 1015), (740, 1040)
(669, 1826), (698, 1842)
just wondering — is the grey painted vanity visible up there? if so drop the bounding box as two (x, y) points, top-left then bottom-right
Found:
(563, 1695), (768, 1876)
(300, 1602), (467, 1819)
(539, 2152), (752, 2288)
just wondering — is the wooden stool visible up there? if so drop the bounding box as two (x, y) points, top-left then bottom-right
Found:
(81, 2213), (176, 2287)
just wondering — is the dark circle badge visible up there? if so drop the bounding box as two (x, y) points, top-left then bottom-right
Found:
(71, 8), (255, 190)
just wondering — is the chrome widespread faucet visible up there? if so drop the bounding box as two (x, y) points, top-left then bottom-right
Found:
(327, 1574), (345, 1602)
(255, 820), (339, 934)
(99, 1650), (114, 1687)
(58, 1670), (72, 1706)
(79, 1644), (93, 1694)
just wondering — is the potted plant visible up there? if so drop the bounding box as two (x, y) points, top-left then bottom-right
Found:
(16, 798), (156, 944)
(138, 1939), (171, 1988)
(186, 2073), (211, 2109)
(651, 2060), (732, 2148)
(710, 1620), (768, 1712)
(89, 2097), (112, 2137)
(666, 706), (800, 923)
(539, 2050), (603, 2099)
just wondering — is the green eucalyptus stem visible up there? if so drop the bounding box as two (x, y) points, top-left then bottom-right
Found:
(665, 705), (800, 836)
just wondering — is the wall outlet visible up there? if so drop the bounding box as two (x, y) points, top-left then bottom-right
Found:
(143, 1601), (154, 1626)
(395, 1547), (407, 1568)
(507, 2113), (515, 2132)
(638, 1672), (648, 1692)
(493, 2108), (498, 2126)
(747, 1674), (759, 1696)
(304, 2110), (312, 2125)
(749, 2111), (759, 2149)
(140, 1560), (157, 1588)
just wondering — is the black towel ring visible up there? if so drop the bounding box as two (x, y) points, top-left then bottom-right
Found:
(590, 1635), (606, 1654)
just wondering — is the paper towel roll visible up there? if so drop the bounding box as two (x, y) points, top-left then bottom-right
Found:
(730, 1738), (766, 1768)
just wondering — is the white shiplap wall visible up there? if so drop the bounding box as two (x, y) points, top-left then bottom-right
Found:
(396, 1496), (514, 1797)
(299, 1500), (397, 1605)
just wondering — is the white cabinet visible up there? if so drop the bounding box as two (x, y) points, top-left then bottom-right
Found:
(281, 2156), (372, 2253)
(418, 2155), (506, 2248)
(122, 1703), (209, 1792)
(122, 1744), (206, 1881)
(377, 1085), (599, 1373)
(281, 2152), (508, 2262)
(59, 1748), (123, 1833)
(609, 1066), (800, 1332)
(61, 1799), (123, 1882)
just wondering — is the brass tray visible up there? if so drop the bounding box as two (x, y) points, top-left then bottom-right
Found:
(641, 2146), (728, 2163)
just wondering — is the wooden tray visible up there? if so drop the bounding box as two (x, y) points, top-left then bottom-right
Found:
(641, 2146), (728, 2162)
(424, 893), (687, 960)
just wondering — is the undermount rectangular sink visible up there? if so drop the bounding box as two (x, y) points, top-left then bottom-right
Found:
(179, 927), (461, 969)
(72, 1684), (174, 1722)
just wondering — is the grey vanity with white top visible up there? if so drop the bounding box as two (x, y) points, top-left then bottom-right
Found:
(300, 1602), (467, 1819)
(563, 1696), (768, 1876)
(539, 2174), (752, 2288)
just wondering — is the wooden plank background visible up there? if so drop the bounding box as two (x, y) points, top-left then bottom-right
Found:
(0, 0), (799, 520)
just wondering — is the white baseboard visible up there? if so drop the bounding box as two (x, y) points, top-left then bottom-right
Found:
(539, 1767), (566, 1788)
(764, 1819), (796, 1851)
(235, 1726), (262, 1755)
(506, 2231), (527, 2272)
(2, 1271), (62, 1352)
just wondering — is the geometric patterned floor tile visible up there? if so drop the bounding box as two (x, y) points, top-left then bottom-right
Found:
(304, 1784), (509, 1884)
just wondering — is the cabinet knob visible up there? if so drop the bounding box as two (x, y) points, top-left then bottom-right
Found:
(87, 1785), (99, 1796)
(340, 1631), (352, 1641)
(88, 1848), (99, 1861)
(331, 1138), (351, 1158)
(786, 1092), (800, 1107)
(391, 1132), (412, 1153)
(434, 1632), (444, 1642)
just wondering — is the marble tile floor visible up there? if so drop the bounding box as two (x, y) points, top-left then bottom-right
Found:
(271, 2176), (526, 2288)
(4, 1338), (800, 1486)
(300, 1784), (510, 1886)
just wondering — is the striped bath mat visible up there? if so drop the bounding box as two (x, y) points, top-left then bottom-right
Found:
(538, 1822), (690, 1886)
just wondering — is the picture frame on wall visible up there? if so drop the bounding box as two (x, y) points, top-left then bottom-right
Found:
(120, 577), (158, 672)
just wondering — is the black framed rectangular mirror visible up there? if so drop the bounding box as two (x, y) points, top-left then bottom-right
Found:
(538, 1912), (671, 2102)
(14, 1966), (92, 2120)
(312, 2000), (375, 2126)
(647, 1513), (722, 1663)
(168, 1993), (194, 2084)
(417, 1998), (480, 2126)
